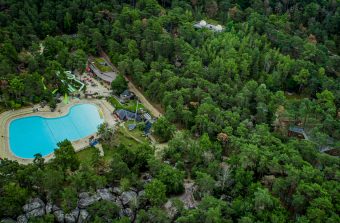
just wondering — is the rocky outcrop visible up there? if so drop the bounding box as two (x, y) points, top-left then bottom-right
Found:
(52, 204), (61, 212)
(138, 190), (145, 197)
(25, 208), (45, 219)
(64, 208), (79, 223)
(77, 210), (89, 223)
(164, 200), (179, 219)
(21, 198), (45, 219)
(4, 186), (148, 223)
(22, 198), (44, 213)
(53, 210), (65, 223)
(112, 187), (122, 195)
(119, 208), (134, 221)
(45, 202), (53, 214)
(119, 191), (137, 206)
(179, 181), (198, 209)
(78, 193), (101, 208)
(16, 215), (27, 223)
(97, 188), (116, 202)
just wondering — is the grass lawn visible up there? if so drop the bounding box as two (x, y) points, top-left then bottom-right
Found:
(77, 147), (97, 164)
(77, 126), (149, 164)
(77, 145), (117, 165)
(123, 121), (150, 142)
(108, 97), (145, 112)
(94, 57), (112, 72)
(102, 128), (149, 162)
(116, 125), (149, 147)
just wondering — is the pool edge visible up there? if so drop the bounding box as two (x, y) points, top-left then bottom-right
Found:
(0, 99), (115, 164)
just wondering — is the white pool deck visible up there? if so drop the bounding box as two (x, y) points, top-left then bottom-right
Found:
(0, 98), (117, 164)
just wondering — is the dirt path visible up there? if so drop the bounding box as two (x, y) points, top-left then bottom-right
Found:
(127, 82), (162, 117)
(100, 51), (163, 117)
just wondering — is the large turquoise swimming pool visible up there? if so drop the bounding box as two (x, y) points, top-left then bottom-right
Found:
(9, 104), (104, 158)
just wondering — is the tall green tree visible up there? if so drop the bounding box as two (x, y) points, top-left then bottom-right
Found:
(0, 183), (28, 218)
(111, 75), (128, 95)
(157, 164), (184, 194)
(145, 179), (167, 206)
(63, 12), (73, 33)
(53, 140), (80, 172)
(153, 116), (176, 142)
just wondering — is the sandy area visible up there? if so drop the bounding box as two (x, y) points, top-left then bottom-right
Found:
(0, 98), (117, 164)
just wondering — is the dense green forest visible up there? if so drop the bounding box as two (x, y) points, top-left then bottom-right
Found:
(0, 0), (339, 222)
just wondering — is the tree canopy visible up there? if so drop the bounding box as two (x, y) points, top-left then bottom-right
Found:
(0, 0), (339, 222)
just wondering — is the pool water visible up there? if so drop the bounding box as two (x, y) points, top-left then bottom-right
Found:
(9, 104), (104, 158)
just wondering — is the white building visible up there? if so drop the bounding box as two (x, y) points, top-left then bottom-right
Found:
(193, 20), (224, 32)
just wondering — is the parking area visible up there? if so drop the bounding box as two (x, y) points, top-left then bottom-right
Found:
(78, 73), (112, 97)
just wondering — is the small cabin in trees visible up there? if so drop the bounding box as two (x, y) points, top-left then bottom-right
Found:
(119, 90), (135, 103)
(288, 126), (308, 140)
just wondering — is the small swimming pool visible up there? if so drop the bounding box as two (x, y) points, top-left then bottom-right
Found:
(9, 104), (104, 158)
